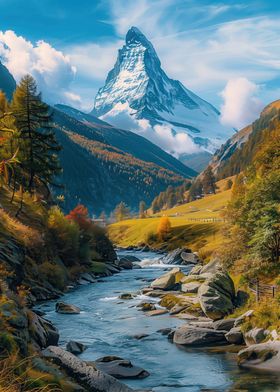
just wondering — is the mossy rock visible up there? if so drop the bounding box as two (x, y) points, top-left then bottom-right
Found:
(90, 261), (107, 274)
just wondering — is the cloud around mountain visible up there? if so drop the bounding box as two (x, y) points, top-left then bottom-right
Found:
(0, 30), (78, 105)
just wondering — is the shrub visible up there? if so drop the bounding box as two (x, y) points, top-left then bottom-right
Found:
(47, 207), (79, 266)
(38, 261), (67, 291)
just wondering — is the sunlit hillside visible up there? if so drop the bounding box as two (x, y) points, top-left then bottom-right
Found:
(109, 177), (234, 257)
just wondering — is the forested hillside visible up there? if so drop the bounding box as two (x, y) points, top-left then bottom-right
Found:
(211, 100), (280, 179)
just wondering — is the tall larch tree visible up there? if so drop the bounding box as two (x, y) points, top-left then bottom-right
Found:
(11, 75), (61, 195)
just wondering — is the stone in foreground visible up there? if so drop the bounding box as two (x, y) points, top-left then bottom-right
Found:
(95, 356), (150, 379)
(43, 346), (134, 391)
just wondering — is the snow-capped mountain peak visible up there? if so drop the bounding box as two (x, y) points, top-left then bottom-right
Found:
(91, 26), (233, 155)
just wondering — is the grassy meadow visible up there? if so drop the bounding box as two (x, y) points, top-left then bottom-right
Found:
(109, 177), (234, 258)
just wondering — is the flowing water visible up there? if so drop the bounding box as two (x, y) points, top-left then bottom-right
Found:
(38, 251), (280, 392)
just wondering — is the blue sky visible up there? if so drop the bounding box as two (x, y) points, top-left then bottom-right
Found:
(0, 0), (280, 123)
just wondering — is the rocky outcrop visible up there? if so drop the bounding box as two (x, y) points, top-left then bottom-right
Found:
(43, 346), (135, 391)
(28, 311), (59, 349)
(244, 328), (268, 346)
(225, 327), (244, 345)
(55, 302), (81, 314)
(119, 258), (133, 269)
(173, 325), (228, 346)
(181, 282), (201, 293)
(160, 248), (200, 265)
(94, 356), (149, 379)
(238, 342), (280, 371)
(198, 271), (235, 320)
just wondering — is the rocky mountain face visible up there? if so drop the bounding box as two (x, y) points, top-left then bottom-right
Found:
(0, 60), (16, 100)
(92, 27), (233, 157)
(208, 99), (280, 178)
(53, 107), (195, 215)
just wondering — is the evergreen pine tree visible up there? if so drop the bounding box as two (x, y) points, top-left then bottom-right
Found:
(139, 200), (146, 218)
(202, 166), (217, 194)
(11, 75), (61, 195)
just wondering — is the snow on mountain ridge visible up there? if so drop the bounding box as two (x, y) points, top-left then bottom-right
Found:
(91, 26), (233, 155)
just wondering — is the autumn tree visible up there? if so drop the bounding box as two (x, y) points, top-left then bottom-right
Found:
(225, 178), (233, 190)
(66, 204), (91, 230)
(157, 216), (171, 241)
(11, 75), (61, 195)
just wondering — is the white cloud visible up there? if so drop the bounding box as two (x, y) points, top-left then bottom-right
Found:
(220, 77), (263, 129)
(102, 103), (200, 155)
(67, 41), (121, 81)
(0, 30), (79, 105)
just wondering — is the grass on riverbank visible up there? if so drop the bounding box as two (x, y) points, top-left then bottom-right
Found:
(109, 180), (233, 258)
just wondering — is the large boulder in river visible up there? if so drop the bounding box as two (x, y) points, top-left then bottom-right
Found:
(43, 346), (134, 391)
(198, 271), (235, 320)
(173, 325), (228, 346)
(150, 268), (181, 290)
(95, 356), (149, 379)
(55, 302), (81, 314)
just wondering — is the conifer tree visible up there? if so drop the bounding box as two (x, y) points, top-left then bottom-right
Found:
(114, 201), (130, 221)
(139, 200), (146, 218)
(11, 75), (61, 195)
(202, 166), (217, 194)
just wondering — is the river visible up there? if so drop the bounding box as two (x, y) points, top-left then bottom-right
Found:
(37, 251), (280, 392)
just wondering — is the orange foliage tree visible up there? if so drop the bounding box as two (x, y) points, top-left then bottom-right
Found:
(157, 216), (171, 241)
(66, 204), (91, 230)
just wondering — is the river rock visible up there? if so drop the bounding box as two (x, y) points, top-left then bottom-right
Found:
(244, 328), (268, 346)
(146, 309), (168, 316)
(198, 271), (235, 320)
(213, 318), (236, 331)
(181, 251), (200, 264)
(119, 258), (133, 270)
(225, 327), (244, 344)
(28, 311), (59, 348)
(119, 293), (134, 300)
(80, 273), (96, 283)
(150, 268), (180, 290)
(181, 282), (201, 293)
(119, 255), (140, 262)
(160, 248), (189, 265)
(157, 328), (173, 335)
(95, 356), (149, 379)
(173, 325), (228, 346)
(56, 302), (81, 314)
(43, 346), (134, 391)
(234, 310), (254, 327)
(137, 302), (156, 311)
(66, 341), (87, 355)
(238, 342), (280, 371)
